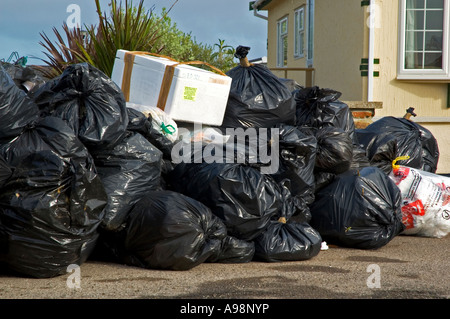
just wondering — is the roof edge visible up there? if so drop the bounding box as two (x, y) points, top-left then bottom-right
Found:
(249, 0), (272, 11)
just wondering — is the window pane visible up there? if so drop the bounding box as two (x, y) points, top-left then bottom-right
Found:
(282, 36), (288, 66)
(426, 0), (444, 9)
(407, 0), (425, 9)
(406, 31), (424, 51)
(426, 10), (443, 30)
(307, 0), (314, 64)
(299, 32), (304, 55)
(424, 52), (442, 68)
(405, 52), (423, 69)
(281, 20), (287, 34)
(277, 21), (284, 66)
(299, 10), (304, 29)
(402, 0), (447, 74)
(406, 10), (424, 30)
(425, 31), (443, 50)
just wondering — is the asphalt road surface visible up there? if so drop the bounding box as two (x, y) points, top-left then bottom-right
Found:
(0, 234), (448, 301)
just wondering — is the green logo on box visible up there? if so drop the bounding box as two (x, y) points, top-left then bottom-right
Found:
(183, 86), (197, 101)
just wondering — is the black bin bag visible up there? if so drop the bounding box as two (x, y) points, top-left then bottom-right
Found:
(220, 46), (296, 128)
(295, 86), (358, 144)
(0, 155), (12, 188)
(356, 116), (439, 173)
(271, 124), (317, 207)
(1, 61), (47, 93)
(253, 218), (322, 262)
(126, 107), (174, 177)
(206, 236), (255, 264)
(100, 190), (228, 271)
(126, 107), (174, 161)
(167, 134), (309, 241)
(0, 65), (40, 144)
(93, 130), (163, 232)
(314, 127), (354, 175)
(294, 85), (370, 183)
(309, 167), (405, 249)
(30, 63), (128, 153)
(169, 161), (283, 241)
(0, 116), (108, 278)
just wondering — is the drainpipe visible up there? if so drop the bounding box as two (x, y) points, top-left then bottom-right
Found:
(367, 3), (375, 102)
(367, 1), (375, 102)
(252, 0), (268, 20)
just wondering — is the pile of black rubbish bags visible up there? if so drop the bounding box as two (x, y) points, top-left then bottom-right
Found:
(0, 46), (440, 278)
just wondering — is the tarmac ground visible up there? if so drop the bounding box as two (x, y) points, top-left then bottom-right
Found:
(0, 233), (448, 317)
(0, 234), (448, 300)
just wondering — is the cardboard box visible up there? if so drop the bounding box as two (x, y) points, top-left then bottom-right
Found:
(111, 50), (232, 126)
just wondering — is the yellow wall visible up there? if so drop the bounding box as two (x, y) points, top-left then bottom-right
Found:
(266, 0), (308, 84)
(373, 0), (450, 119)
(263, 0), (450, 173)
(372, 0), (450, 173)
(265, 0), (365, 100)
(313, 0), (365, 101)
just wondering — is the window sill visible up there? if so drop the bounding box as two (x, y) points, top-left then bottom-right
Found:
(396, 76), (450, 83)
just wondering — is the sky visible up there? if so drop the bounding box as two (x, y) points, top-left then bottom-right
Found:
(0, 0), (268, 66)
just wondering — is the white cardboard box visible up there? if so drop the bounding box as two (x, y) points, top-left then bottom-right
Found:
(111, 50), (232, 126)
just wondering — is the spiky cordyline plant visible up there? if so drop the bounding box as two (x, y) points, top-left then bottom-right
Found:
(37, 23), (92, 78)
(85, 0), (164, 77)
(39, 0), (168, 78)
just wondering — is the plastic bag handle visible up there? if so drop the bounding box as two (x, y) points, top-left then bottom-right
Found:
(161, 122), (176, 135)
(235, 46), (253, 68)
(392, 156), (411, 170)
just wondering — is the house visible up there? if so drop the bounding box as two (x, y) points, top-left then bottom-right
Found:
(250, 0), (450, 173)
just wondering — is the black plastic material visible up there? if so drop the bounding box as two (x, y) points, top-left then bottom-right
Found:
(168, 160), (293, 241)
(0, 116), (107, 278)
(1, 62), (47, 93)
(253, 220), (322, 262)
(109, 190), (228, 271)
(31, 63), (129, 153)
(271, 124), (317, 206)
(93, 130), (163, 231)
(295, 86), (358, 144)
(309, 166), (405, 249)
(221, 47), (296, 128)
(207, 236), (255, 264)
(0, 155), (12, 188)
(126, 107), (174, 160)
(356, 116), (440, 173)
(234, 45), (251, 59)
(314, 127), (354, 174)
(0, 65), (40, 144)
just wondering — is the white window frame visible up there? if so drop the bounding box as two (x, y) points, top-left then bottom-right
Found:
(277, 16), (289, 67)
(398, 0), (450, 80)
(294, 6), (305, 59)
(306, 0), (315, 67)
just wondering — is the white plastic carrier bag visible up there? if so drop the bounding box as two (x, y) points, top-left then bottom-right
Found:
(389, 156), (450, 238)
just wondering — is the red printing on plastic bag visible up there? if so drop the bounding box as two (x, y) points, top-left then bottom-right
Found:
(401, 199), (425, 229)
